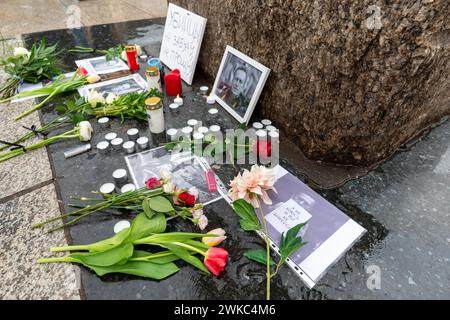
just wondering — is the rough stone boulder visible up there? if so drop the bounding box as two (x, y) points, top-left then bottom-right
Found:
(174, 0), (450, 165)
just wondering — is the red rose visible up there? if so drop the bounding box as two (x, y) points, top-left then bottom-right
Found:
(204, 247), (228, 276)
(252, 140), (272, 158)
(145, 177), (161, 189)
(178, 191), (196, 207)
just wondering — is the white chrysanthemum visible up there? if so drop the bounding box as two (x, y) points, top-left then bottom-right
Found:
(87, 90), (105, 107)
(105, 93), (117, 104)
(14, 47), (30, 57)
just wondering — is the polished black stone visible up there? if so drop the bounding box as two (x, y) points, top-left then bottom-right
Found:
(23, 19), (449, 299)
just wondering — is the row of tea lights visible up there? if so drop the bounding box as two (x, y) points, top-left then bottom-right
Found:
(96, 118), (149, 155)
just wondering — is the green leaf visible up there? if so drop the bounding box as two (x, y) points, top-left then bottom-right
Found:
(232, 199), (261, 231)
(131, 250), (180, 264)
(88, 261), (179, 280)
(279, 222), (308, 261)
(162, 243), (210, 274)
(127, 212), (166, 242)
(142, 198), (156, 219)
(69, 243), (134, 267)
(148, 196), (174, 213)
(244, 249), (275, 266)
(87, 227), (132, 252)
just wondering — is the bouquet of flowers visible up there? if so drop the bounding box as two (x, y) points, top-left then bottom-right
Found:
(38, 212), (229, 280)
(33, 169), (209, 233)
(0, 38), (63, 99)
(0, 121), (93, 163)
(85, 88), (161, 122)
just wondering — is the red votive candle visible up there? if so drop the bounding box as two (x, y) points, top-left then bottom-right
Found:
(164, 69), (182, 96)
(125, 45), (139, 71)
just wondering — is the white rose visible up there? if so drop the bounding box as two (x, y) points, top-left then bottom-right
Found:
(159, 168), (172, 182)
(14, 47), (30, 57)
(78, 121), (93, 141)
(198, 215), (208, 230)
(105, 93), (117, 104)
(162, 182), (174, 193)
(87, 90), (105, 108)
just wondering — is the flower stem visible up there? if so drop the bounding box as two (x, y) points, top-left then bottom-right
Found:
(257, 197), (271, 300)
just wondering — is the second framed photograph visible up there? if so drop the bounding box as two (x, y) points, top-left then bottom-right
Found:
(212, 46), (270, 124)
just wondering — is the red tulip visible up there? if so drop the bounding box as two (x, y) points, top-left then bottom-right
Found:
(145, 177), (161, 189)
(178, 191), (196, 207)
(77, 66), (89, 76)
(252, 140), (272, 158)
(204, 247), (228, 276)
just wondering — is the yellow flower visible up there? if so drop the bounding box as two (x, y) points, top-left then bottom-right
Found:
(202, 228), (227, 246)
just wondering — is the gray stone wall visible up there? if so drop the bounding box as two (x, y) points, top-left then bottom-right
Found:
(174, 0), (450, 165)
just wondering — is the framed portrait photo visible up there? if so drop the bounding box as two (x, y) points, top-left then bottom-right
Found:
(212, 46), (270, 124)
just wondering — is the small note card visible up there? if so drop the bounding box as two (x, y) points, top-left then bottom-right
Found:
(265, 199), (312, 234)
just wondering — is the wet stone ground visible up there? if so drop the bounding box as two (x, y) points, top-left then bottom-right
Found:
(22, 19), (450, 300)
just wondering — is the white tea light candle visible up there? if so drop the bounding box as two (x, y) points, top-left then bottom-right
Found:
(114, 220), (131, 234)
(96, 141), (110, 154)
(261, 119), (272, 126)
(174, 94), (183, 106)
(99, 183), (116, 195)
(98, 117), (110, 128)
(207, 95), (215, 104)
(126, 128), (139, 141)
(123, 141), (136, 154)
(111, 137), (124, 150)
(120, 183), (136, 193)
(252, 122), (263, 130)
(105, 132), (117, 141)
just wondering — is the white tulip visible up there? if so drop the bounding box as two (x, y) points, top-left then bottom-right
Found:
(87, 90), (105, 108)
(105, 93), (117, 104)
(78, 121), (93, 141)
(14, 47), (30, 57)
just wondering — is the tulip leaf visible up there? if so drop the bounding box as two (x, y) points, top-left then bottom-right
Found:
(232, 199), (261, 231)
(86, 227), (132, 252)
(279, 222), (308, 263)
(142, 198), (155, 219)
(149, 196), (174, 213)
(69, 243), (134, 267)
(162, 243), (210, 274)
(131, 250), (180, 264)
(244, 249), (275, 266)
(127, 212), (166, 242)
(87, 260), (179, 280)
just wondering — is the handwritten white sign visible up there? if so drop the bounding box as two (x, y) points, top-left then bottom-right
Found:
(159, 3), (207, 85)
(266, 199), (312, 234)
